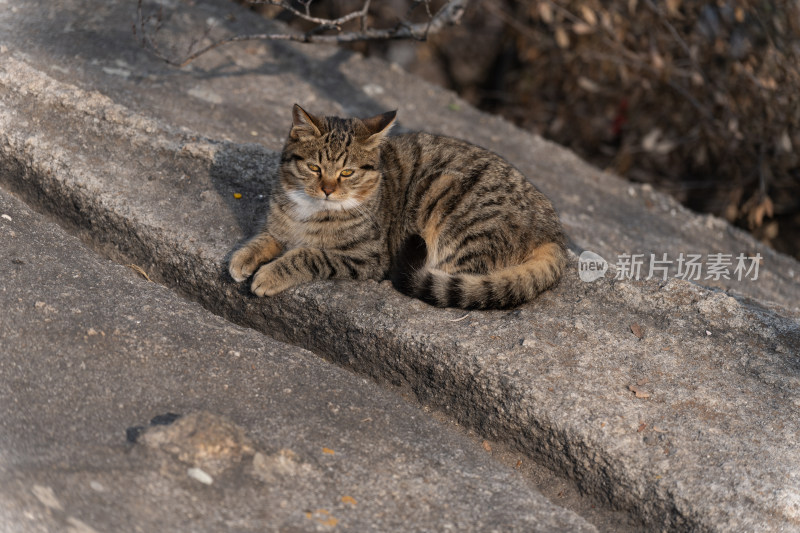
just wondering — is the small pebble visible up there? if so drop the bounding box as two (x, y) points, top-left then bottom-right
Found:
(187, 467), (213, 485)
(362, 83), (385, 96)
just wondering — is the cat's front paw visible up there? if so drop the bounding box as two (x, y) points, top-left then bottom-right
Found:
(251, 263), (296, 297)
(229, 246), (260, 282)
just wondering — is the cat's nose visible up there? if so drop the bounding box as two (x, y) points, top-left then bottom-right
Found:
(321, 184), (336, 196)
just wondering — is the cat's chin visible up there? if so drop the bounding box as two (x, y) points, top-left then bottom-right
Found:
(286, 189), (361, 219)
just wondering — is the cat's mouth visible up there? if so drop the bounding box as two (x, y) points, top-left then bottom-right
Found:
(314, 192), (347, 204)
(286, 189), (360, 218)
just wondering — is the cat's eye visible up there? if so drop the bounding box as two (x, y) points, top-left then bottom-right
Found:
(340, 169), (355, 177)
(307, 163), (321, 172)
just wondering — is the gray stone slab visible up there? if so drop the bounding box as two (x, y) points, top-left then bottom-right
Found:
(1, 1), (799, 531)
(1, 0), (796, 311)
(0, 187), (595, 532)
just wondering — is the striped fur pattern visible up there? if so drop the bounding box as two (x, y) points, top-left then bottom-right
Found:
(229, 104), (568, 309)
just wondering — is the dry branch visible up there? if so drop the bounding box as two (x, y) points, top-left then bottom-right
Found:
(135, 0), (468, 67)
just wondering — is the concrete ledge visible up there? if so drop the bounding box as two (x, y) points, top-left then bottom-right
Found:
(1, 0), (796, 310)
(2, 46), (800, 532)
(2, 1), (800, 530)
(0, 187), (596, 532)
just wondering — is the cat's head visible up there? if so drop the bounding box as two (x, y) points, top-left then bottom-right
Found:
(279, 104), (396, 214)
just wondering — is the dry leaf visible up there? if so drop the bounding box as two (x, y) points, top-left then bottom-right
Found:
(630, 323), (644, 339)
(580, 6), (597, 26)
(637, 422), (647, 432)
(538, 2), (553, 24)
(642, 129), (662, 152)
(763, 221), (779, 240)
(555, 26), (570, 48)
(628, 384), (651, 399)
(778, 130), (793, 152)
(651, 50), (665, 71)
(482, 440), (492, 453)
(127, 264), (152, 282)
(577, 76), (601, 93)
(757, 76), (777, 90)
(322, 447), (335, 455)
(749, 197), (774, 228)
(665, 0), (681, 16)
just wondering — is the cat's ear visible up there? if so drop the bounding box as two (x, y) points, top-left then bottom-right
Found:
(290, 104), (324, 140)
(359, 110), (397, 149)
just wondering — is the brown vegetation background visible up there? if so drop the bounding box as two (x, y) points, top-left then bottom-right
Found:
(245, 0), (800, 259)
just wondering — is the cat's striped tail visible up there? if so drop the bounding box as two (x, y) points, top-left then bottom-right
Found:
(403, 242), (568, 310)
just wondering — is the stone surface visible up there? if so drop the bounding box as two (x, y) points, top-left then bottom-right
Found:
(0, 188), (594, 532)
(1, 0), (795, 310)
(1, 0), (799, 531)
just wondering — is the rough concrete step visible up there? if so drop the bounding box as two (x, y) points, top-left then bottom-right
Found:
(0, 186), (598, 532)
(0, 0), (797, 311)
(3, 0), (800, 530)
(2, 42), (800, 533)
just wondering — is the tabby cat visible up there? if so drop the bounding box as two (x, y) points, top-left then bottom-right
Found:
(228, 104), (568, 309)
